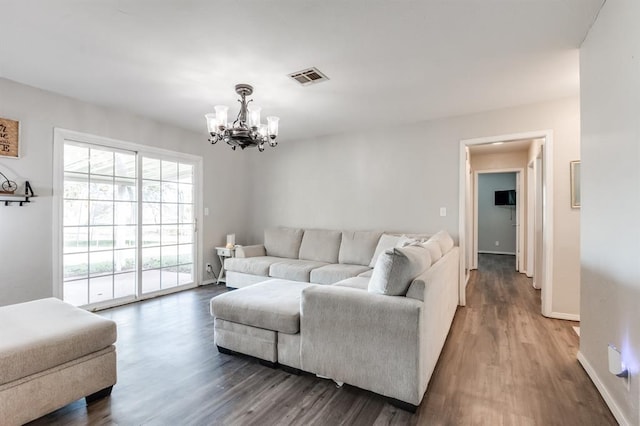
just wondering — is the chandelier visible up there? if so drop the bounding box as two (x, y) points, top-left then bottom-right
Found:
(205, 84), (279, 151)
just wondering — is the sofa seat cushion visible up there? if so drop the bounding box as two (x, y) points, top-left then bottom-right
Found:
(358, 269), (373, 278)
(0, 298), (117, 385)
(269, 259), (328, 282)
(224, 256), (283, 276)
(333, 276), (370, 290)
(210, 279), (312, 334)
(310, 264), (371, 285)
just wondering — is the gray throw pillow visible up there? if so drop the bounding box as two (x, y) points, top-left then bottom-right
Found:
(368, 245), (432, 296)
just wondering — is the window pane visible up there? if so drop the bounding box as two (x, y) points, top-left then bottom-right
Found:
(90, 149), (114, 176)
(142, 202), (161, 224)
(178, 163), (193, 183)
(64, 145), (89, 173)
(89, 201), (113, 225)
(114, 272), (136, 298)
(89, 226), (113, 251)
(178, 184), (193, 204)
(90, 251), (113, 276)
(162, 161), (178, 182)
(142, 225), (160, 247)
(161, 268), (178, 289)
(178, 224), (193, 244)
(64, 200), (89, 226)
(115, 202), (137, 225)
(162, 203), (178, 224)
(162, 245), (178, 267)
(115, 178), (136, 201)
(64, 253), (88, 280)
(142, 270), (161, 293)
(162, 182), (178, 203)
(178, 264), (193, 285)
(89, 275), (113, 303)
(64, 227), (88, 253)
(114, 249), (136, 273)
(142, 180), (161, 202)
(64, 172), (89, 199)
(178, 244), (192, 264)
(162, 225), (178, 245)
(142, 247), (160, 270)
(64, 279), (88, 306)
(115, 152), (136, 178)
(179, 204), (193, 224)
(142, 157), (161, 180)
(89, 178), (114, 200)
(114, 225), (136, 249)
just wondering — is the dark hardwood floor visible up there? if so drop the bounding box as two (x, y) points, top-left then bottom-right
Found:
(29, 254), (615, 425)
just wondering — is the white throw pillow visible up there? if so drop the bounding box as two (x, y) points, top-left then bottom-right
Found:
(369, 234), (412, 268)
(368, 245), (432, 296)
(421, 240), (442, 263)
(430, 230), (454, 255)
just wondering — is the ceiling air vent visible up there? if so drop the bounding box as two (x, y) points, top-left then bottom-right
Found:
(288, 67), (329, 86)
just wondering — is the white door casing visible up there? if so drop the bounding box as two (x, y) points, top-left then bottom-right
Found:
(459, 130), (553, 316)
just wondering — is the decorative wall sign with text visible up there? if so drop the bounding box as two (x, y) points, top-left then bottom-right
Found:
(0, 117), (20, 158)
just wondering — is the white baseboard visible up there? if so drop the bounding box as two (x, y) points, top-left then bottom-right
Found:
(577, 351), (630, 426)
(478, 250), (516, 255)
(546, 311), (580, 321)
(201, 279), (217, 286)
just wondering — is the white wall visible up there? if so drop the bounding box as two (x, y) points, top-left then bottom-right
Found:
(0, 78), (250, 306)
(477, 173), (517, 254)
(580, 0), (640, 424)
(247, 97), (581, 317)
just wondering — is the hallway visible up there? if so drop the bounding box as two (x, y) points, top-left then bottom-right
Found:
(419, 254), (615, 424)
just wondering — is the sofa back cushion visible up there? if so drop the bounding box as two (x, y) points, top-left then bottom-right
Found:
(264, 227), (304, 259)
(339, 231), (383, 266)
(299, 229), (342, 263)
(368, 245), (432, 296)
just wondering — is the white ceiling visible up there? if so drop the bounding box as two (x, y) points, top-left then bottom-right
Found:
(0, 1), (603, 142)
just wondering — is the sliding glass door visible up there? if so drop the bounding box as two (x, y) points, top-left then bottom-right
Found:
(57, 132), (200, 309)
(140, 157), (195, 295)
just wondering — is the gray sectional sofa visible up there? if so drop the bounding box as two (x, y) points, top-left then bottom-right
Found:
(224, 227), (429, 288)
(211, 227), (460, 410)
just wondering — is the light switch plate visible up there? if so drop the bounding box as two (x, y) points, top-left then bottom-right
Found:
(440, 207), (446, 217)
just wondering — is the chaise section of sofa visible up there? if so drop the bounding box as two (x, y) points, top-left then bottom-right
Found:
(211, 229), (460, 410)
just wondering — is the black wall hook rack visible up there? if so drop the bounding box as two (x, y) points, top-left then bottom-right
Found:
(1, 180), (36, 206)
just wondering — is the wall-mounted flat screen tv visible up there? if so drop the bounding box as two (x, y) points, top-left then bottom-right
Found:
(495, 190), (516, 206)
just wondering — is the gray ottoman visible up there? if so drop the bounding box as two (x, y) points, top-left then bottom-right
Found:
(210, 279), (311, 368)
(0, 298), (117, 426)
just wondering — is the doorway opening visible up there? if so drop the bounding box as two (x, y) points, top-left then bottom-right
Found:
(458, 130), (554, 317)
(475, 171), (521, 271)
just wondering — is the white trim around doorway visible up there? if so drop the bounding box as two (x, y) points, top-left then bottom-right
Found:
(458, 130), (554, 317)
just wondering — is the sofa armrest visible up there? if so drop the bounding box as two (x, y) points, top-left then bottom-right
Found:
(300, 286), (423, 405)
(235, 244), (266, 258)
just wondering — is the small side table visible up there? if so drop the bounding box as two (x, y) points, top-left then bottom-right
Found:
(215, 246), (236, 285)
